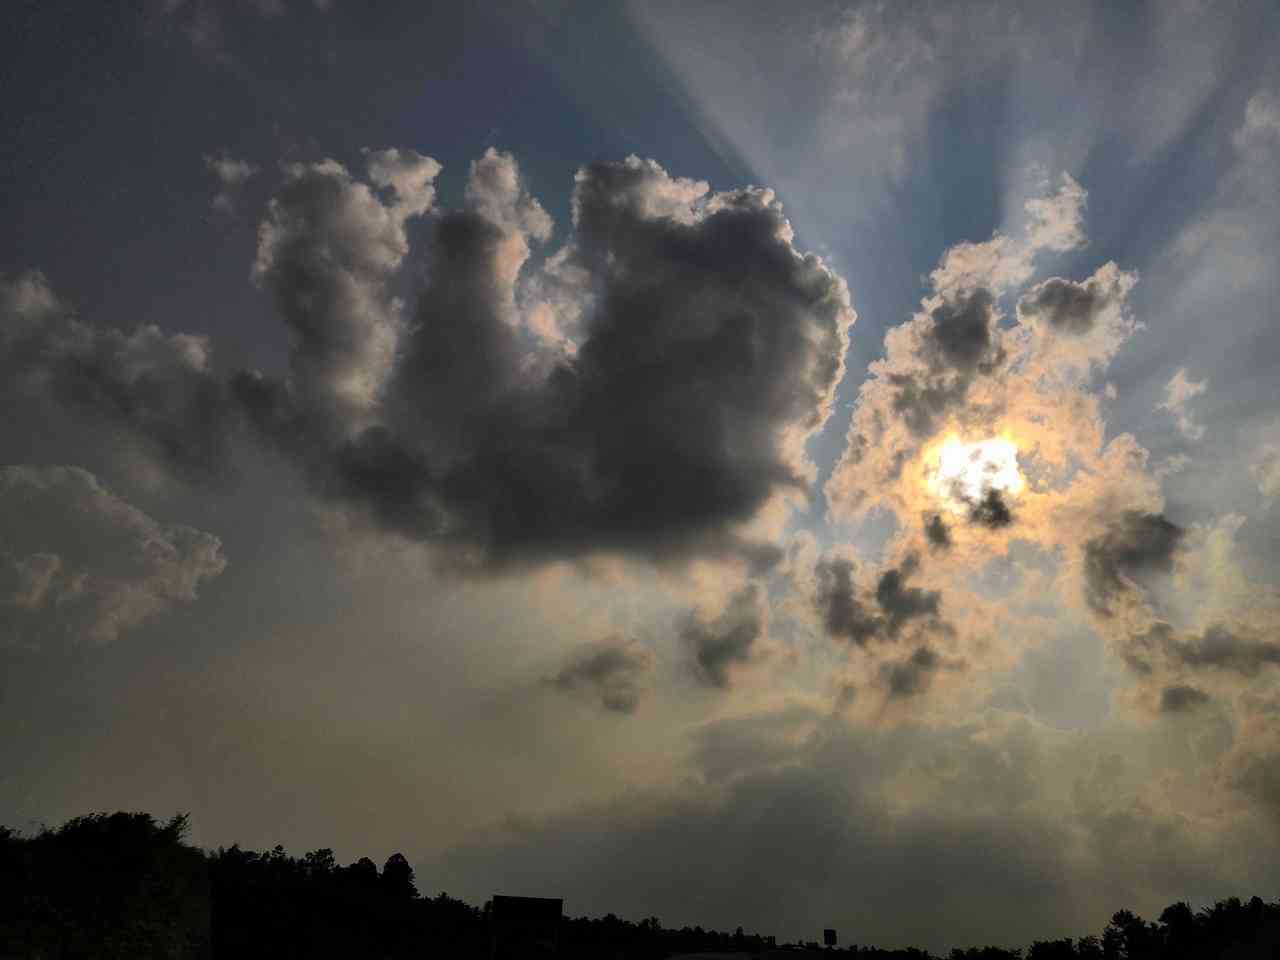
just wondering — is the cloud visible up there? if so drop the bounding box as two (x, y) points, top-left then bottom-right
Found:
(253, 152), (854, 571)
(1023, 172), (1087, 251)
(204, 153), (257, 212)
(881, 645), (941, 697)
(682, 584), (766, 689)
(435, 708), (1256, 953)
(0, 270), (236, 483)
(814, 554), (943, 648)
(1169, 624), (1280, 678)
(969, 488), (1013, 529)
(1234, 89), (1280, 150)
(10, 148), (854, 575)
(1156, 368), (1208, 442)
(1121, 619), (1280, 687)
(0, 465), (226, 646)
(552, 638), (654, 714)
(814, 557), (883, 647)
(875, 559), (942, 636)
(1083, 512), (1186, 616)
(1251, 424), (1280, 498)
(924, 513), (952, 549)
(1159, 684), (1210, 714)
(251, 152), (438, 431)
(1017, 270), (1123, 337)
(826, 173), (1102, 518)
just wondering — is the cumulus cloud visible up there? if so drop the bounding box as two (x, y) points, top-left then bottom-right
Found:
(0, 465), (226, 646)
(1159, 684), (1210, 714)
(1023, 172), (1088, 252)
(969, 488), (1013, 529)
(552, 638), (654, 714)
(814, 556), (882, 647)
(251, 151), (438, 431)
(924, 513), (952, 549)
(814, 554), (943, 648)
(826, 173), (1102, 520)
(1119, 618), (1280, 724)
(0, 270), (235, 482)
(682, 584), (766, 689)
(204, 152), (257, 212)
(252, 152), (854, 572)
(1156, 368), (1207, 442)
(1083, 512), (1185, 616)
(1017, 268), (1125, 337)
(881, 645), (941, 697)
(1169, 624), (1280, 678)
(13, 148), (854, 575)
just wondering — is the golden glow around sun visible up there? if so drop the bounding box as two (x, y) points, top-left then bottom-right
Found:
(926, 436), (1025, 515)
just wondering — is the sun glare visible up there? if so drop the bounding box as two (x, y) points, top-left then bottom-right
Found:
(927, 436), (1025, 514)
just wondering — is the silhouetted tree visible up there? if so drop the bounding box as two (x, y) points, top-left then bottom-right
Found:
(380, 852), (417, 899)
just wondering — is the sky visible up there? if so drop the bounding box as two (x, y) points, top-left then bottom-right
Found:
(2, 0), (1279, 950)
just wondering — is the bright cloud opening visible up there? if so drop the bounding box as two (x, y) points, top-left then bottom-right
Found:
(926, 436), (1025, 515)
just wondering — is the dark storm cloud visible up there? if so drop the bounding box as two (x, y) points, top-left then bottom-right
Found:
(323, 426), (444, 539)
(1160, 684), (1211, 713)
(888, 372), (970, 437)
(922, 289), (1003, 373)
(9, 148), (853, 573)
(0, 271), (237, 483)
(682, 585), (764, 689)
(1124, 622), (1280, 680)
(875, 559), (941, 636)
(881, 646), (941, 697)
(552, 638), (654, 714)
(1083, 512), (1186, 614)
(815, 555), (943, 646)
(1170, 625), (1280, 677)
(258, 154), (852, 571)
(889, 289), (1005, 437)
(969, 488), (1013, 528)
(924, 513), (952, 549)
(815, 557), (883, 646)
(1017, 274), (1116, 335)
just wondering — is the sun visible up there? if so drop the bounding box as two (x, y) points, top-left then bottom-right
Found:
(926, 435), (1025, 515)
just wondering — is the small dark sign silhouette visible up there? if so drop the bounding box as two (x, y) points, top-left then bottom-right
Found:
(490, 894), (563, 958)
(824, 927), (838, 946)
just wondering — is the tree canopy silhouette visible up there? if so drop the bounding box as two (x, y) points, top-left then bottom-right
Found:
(4, 811), (1280, 958)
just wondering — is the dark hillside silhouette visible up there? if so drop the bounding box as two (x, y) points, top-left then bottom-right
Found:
(3, 812), (1280, 958)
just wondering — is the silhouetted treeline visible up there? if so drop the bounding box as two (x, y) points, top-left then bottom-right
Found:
(4, 812), (1280, 958)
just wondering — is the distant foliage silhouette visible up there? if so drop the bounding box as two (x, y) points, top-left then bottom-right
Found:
(4, 811), (1280, 957)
